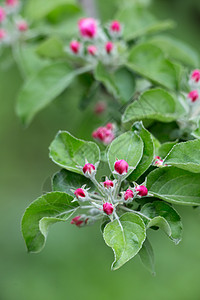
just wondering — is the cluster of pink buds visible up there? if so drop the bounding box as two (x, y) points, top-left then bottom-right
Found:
(187, 69), (200, 103)
(70, 159), (149, 227)
(68, 18), (124, 65)
(153, 156), (164, 167)
(0, 1), (28, 46)
(92, 123), (115, 145)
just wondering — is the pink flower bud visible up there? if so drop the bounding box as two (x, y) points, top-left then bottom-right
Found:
(103, 180), (114, 189)
(135, 185), (148, 197)
(103, 202), (113, 215)
(71, 216), (88, 227)
(0, 7), (6, 23)
(154, 156), (161, 160)
(17, 20), (28, 32)
(124, 189), (134, 201)
(154, 159), (163, 166)
(87, 45), (97, 56)
(0, 28), (6, 40)
(110, 20), (121, 32)
(106, 123), (113, 130)
(70, 40), (80, 54)
(74, 188), (86, 199)
(191, 69), (200, 83)
(188, 90), (199, 102)
(105, 41), (114, 54)
(94, 101), (107, 114)
(114, 159), (129, 175)
(78, 18), (97, 38)
(83, 163), (95, 175)
(92, 125), (114, 145)
(5, 0), (19, 6)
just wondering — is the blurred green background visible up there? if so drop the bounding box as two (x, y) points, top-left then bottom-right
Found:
(1, 0), (200, 299)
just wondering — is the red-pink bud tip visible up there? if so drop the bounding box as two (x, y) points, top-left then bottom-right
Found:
(17, 21), (28, 32)
(103, 180), (114, 189)
(154, 156), (161, 160)
(94, 101), (107, 114)
(78, 18), (97, 38)
(106, 123), (113, 130)
(83, 163), (95, 174)
(124, 189), (134, 201)
(92, 125), (114, 145)
(103, 202), (113, 215)
(191, 69), (200, 83)
(70, 40), (80, 54)
(87, 45), (97, 56)
(71, 216), (84, 227)
(110, 20), (121, 32)
(74, 188), (86, 198)
(135, 185), (148, 197)
(0, 7), (6, 23)
(114, 159), (129, 175)
(6, 0), (19, 6)
(188, 90), (199, 102)
(0, 28), (6, 39)
(105, 41), (114, 54)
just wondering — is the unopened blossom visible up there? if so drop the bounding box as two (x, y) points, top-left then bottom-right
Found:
(0, 7), (6, 23)
(5, 0), (19, 6)
(124, 189), (134, 201)
(87, 45), (97, 56)
(17, 20), (28, 32)
(103, 180), (114, 189)
(103, 202), (113, 215)
(135, 185), (148, 197)
(94, 101), (107, 115)
(71, 216), (88, 227)
(105, 41), (114, 54)
(188, 90), (199, 102)
(0, 28), (6, 40)
(190, 69), (200, 83)
(114, 159), (128, 175)
(78, 18), (97, 38)
(83, 163), (95, 175)
(74, 188), (86, 199)
(92, 124), (114, 145)
(110, 20), (121, 33)
(70, 40), (80, 54)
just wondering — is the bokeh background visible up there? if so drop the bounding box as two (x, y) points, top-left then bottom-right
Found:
(1, 0), (200, 299)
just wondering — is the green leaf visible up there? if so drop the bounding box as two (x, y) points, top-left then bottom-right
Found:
(164, 139), (200, 173)
(158, 141), (177, 158)
(122, 88), (185, 124)
(49, 131), (100, 174)
(25, 0), (77, 21)
(127, 43), (182, 90)
(36, 37), (65, 59)
(107, 131), (143, 179)
(103, 213), (146, 270)
(147, 166), (200, 205)
(94, 63), (135, 104)
(115, 4), (175, 41)
(128, 122), (154, 181)
(139, 238), (155, 275)
(52, 169), (94, 196)
(148, 35), (199, 67)
(141, 201), (182, 244)
(21, 191), (78, 253)
(16, 63), (90, 125)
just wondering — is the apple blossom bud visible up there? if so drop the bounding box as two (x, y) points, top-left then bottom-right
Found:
(135, 185), (148, 197)
(17, 20), (28, 32)
(110, 20), (121, 33)
(103, 180), (114, 189)
(94, 101), (106, 114)
(83, 163), (95, 175)
(0, 7), (6, 23)
(103, 202), (113, 215)
(154, 159), (163, 166)
(0, 28), (6, 40)
(71, 216), (83, 226)
(188, 90), (199, 102)
(124, 189), (134, 201)
(92, 126), (114, 145)
(105, 41), (114, 54)
(87, 45), (97, 56)
(74, 188), (86, 199)
(5, 0), (19, 7)
(106, 123), (113, 130)
(154, 156), (161, 160)
(191, 69), (200, 83)
(78, 18), (97, 38)
(70, 40), (80, 54)
(114, 159), (128, 175)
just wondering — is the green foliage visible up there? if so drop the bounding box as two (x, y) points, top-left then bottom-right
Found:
(103, 213), (146, 270)
(147, 167), (200, 205)
(139, 238), (155, 275)
(36, 37), (65, 59)
(127, 43), (182, 90)
(122, 88), (185, 124)
(49, 131), (100, 174)
(21, 192), (78, 253)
